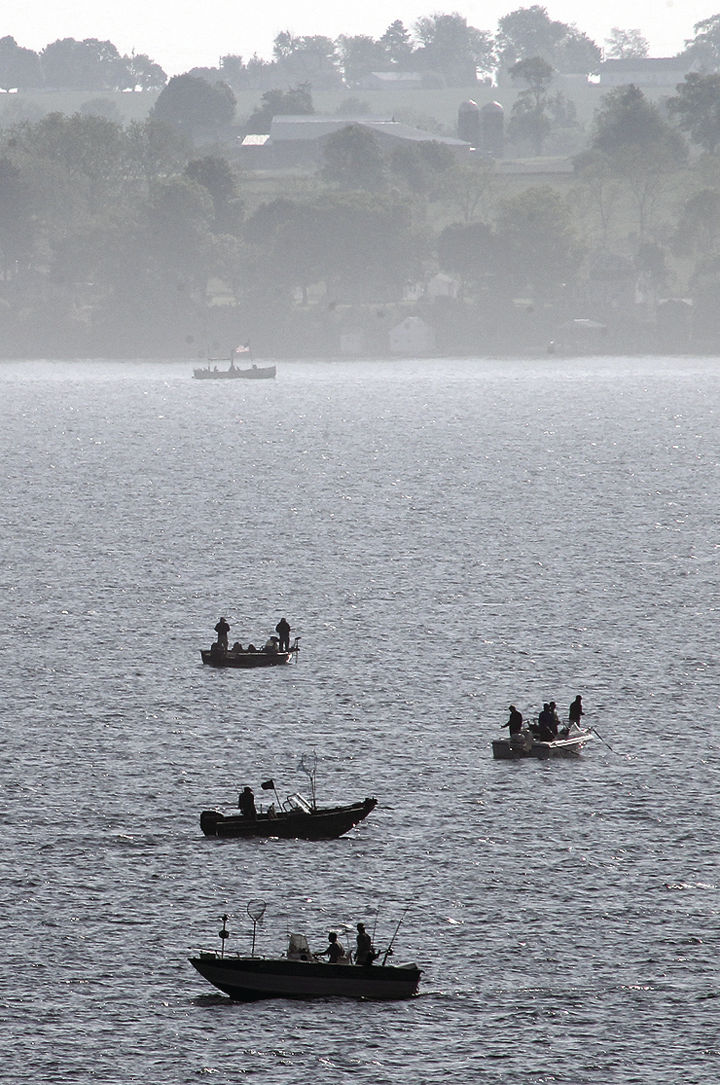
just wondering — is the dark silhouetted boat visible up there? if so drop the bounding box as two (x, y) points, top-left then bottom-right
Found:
(190, 911), (422, 1001)
(200, 792), (377, 840)
(201, 636), (300, 668)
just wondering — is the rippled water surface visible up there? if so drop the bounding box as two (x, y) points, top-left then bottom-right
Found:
(1, 356), (719, 1083)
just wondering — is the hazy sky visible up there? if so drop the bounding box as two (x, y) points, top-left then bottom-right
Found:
(5, 1), (719, 75)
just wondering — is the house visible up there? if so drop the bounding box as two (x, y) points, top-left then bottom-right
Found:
(356, 71), (426, 91)
(592, 56), (698, 88)
(237, 115), (472, 170)
(388, 315), (436, 355)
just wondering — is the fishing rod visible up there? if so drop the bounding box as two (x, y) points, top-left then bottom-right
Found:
(591, 726), (617, 752)
(381, 906), (409, 966)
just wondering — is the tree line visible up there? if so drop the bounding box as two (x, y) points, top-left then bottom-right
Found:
(3, 72), (720, 356)
(3, 8), (720, 94)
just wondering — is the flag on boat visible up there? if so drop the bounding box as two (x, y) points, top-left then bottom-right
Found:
(234, 344), (250, 355)
(261, 779), (275, 790)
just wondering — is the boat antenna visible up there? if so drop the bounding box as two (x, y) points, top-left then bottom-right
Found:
(218, 913), (230, 959)
(247, 899), (266, 957)
(381, 906), (409, 966)
(298, 751), (318, 811)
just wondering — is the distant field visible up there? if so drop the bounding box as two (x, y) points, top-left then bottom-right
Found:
(0, 77), (675, 139)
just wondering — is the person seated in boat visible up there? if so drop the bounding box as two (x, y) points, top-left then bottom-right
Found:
(264, 635), (279, 653)
(246, 643), (257, 652)
(548, 702), (560, 737)
(275, 617), (291, 652)
(209, 641), (224, 660)
(355, 923), (378, 966)
(231, 641), (244, 653)
(238, 786), (256, 819)
(503, 705), (523, 736)
(214, 616), (230, 651)
(535, 704), (556, 741)
(316, 931), (347, 964)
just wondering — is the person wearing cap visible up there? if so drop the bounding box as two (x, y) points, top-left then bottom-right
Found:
(503, 705), (523, 736)
(569, 695), (584, 727)
(214, 616), (230, 651)
(275, 617), (291, 652)
(317, 931), (346, 964)
(238, 786), (256, 819)
(355, 922), (376, 965)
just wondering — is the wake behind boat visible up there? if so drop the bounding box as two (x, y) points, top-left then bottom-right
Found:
(190, 909), (422, 1001)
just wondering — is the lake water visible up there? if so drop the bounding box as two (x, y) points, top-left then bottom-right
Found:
(1, 356), (718, 1084)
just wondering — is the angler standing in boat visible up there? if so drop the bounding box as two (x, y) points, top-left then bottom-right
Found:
(355, 923), (377, 965)
(503, 705), (523, 736)
(275, 617), (291, 653)
(214, 616), (230, 651)
(569, 695), (584, 727)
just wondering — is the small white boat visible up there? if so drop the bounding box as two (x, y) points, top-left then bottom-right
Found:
(492, 726), (594, 760)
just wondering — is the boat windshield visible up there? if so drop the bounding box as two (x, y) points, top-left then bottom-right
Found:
(285, 793), (313, 814)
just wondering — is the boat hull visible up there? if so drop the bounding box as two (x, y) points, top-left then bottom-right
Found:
(200, 648), (294, 668)
(193, 365), (276, 380)
(200, 798), (377, 840)
(189, 954), (421, 1000)
(492, 729), (593, 760)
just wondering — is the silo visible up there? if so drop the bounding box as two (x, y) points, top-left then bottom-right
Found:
(457, 99), (481, 146)
(480, 100), (504, 157)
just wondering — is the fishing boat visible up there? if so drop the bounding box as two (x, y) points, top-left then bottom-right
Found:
(492, 726), (594, 760)
(193, 344), (276, 380)
(200, 793), (377, 840)
(193, 361), (276, 380)
(189, 909), (422, 1001)
(201, 636), (300, 668)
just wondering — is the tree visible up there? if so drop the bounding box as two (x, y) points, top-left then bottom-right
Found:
(321, 124), (385, 190)
(379, 21), (413, 67)
(123, 52), (167, 91)
(580, 85), (687, 239)
(245, 84), (313, 134)
(508, 56), (554, 154)
(437, 220), (495, 288)
(41, 38), (126, 91)
(684, 15), (720, 70)
(151, 74), (236, 138)
(494, 184), (580, 297)
(272, 33), (341, 88)
(0, 36), (43, 90)
(388, 140), (455, 195)
(413, 13), (495, 84)
(185, 155), (242, 234)
(667, 72), (720, 153)
(337, 35), (388, 84)
(124, 118), (190, 193)
(604, 28), (649, 60)
(0, 155), (37, 276)
(496, 6), (600, 75)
